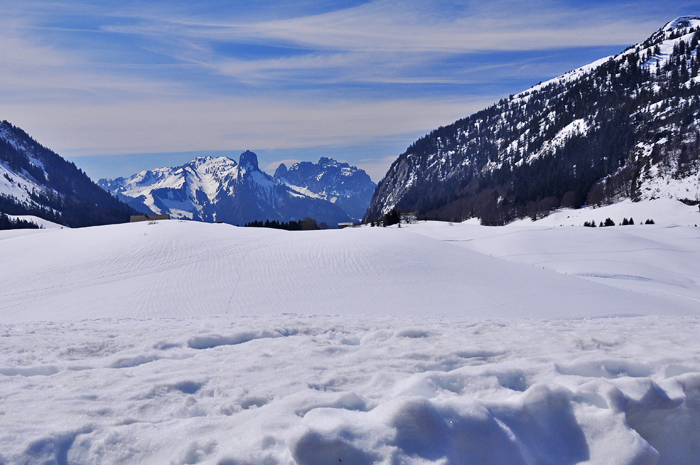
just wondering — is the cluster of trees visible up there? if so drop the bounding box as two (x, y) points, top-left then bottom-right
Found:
(368, 208), (406, 227)
(244, 217), (328, 230)
(583, 217), (654, 227)
(0, 194), (61, 223)
(0, 212), (40, 230)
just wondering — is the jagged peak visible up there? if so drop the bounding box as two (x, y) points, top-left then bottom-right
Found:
(239, 150), (259, 171)
(186, 155), (215, 167)
(318, 157), (339, 167)
(274, 163), (288, 178)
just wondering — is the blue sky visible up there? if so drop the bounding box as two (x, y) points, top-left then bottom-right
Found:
(1, 1), (698, 181)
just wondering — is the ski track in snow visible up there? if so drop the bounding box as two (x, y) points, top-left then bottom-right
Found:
(1, 200), (700, 464)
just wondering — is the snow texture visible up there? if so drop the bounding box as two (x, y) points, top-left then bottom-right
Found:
(1, 199), (700, 464)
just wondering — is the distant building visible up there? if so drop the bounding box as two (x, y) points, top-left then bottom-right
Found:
(130, 214), (170, 223)
(337, 222), (355, 229)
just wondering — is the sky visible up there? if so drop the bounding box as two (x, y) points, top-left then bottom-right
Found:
(1, 1), (699, 182)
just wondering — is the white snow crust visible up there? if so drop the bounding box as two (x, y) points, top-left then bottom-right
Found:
(1, 200), (700, 464)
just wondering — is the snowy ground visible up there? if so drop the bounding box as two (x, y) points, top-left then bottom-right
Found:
(1, 199), (699, 464)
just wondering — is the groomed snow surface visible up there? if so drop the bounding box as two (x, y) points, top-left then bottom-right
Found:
(1, 199), (700, 465)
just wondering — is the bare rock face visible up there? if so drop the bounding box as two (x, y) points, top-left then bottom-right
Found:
(239, 150), (259, 171)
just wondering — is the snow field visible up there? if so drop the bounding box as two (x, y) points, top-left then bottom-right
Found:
(3, 218), (697, 323)
(0, 316), (698, 464)
(1, 200), (700, 464)
(506, 198), (700, 228)
(408, 199), (700, 308)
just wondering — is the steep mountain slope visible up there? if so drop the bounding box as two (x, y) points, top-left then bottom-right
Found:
(99, 151), (353, 226)
(274, 157), (376, 220)
(366, 17), (700, 225)
(0, 121), (136, 227)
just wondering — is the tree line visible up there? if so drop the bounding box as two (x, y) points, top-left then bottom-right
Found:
(0, 212), (41, 230)
(244, 217), (329, 230)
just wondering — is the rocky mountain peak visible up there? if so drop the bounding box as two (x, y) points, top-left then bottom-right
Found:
(274, 163), (288, 178)
(98, 154), (353, 226)
(239, 151), (259, 171)
(273, 157), (376, 220)
(318, 157), (337, 167)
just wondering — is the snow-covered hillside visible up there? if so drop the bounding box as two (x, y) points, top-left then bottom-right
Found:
(99, 152), (353, 226)
(0, 121), (136, 227)
(0, 123), (51, 207)
(367, 16), (700, 225)
(1, 199), (699, 464)
(4, 214), (65, 229)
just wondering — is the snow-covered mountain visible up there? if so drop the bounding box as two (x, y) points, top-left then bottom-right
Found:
(0, 120), (135, 227)
(274, 157), (376, 220)
(99, 151), (353, 226)
(366, 17), (700, 224)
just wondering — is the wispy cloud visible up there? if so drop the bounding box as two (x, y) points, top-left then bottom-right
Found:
(196, 0), (661, 52)
(99, 0), (665, 52)
(89, 0), (669, 87)
(0, 0), (689, 179)
(0, 95), (493, 156)
(0, 21), (182, 101)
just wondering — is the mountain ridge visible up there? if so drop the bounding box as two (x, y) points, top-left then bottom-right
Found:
(273, 157), (376, 220)
(99, 152), (356, 226)
(366, 16), (700, 224)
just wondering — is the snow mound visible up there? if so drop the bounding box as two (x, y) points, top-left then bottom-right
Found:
(1, 218), (698, 322)
(404, 200), (700, 307)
